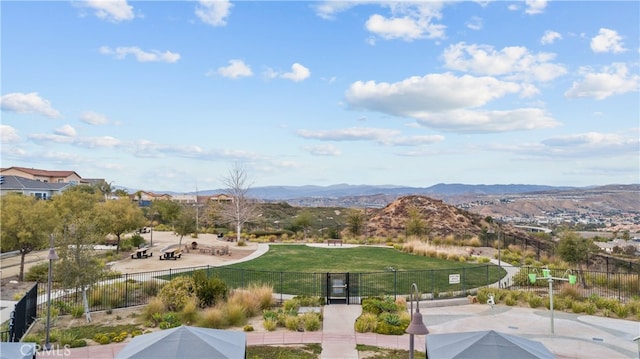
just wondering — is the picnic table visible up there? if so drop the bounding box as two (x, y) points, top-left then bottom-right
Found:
(159, 245), (182, 260)
(131, 247), (152, 259)
(327, 239), (343, 246)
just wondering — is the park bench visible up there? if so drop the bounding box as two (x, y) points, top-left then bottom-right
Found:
(327, 239), (342, 246)
(131, 247), (151, 259)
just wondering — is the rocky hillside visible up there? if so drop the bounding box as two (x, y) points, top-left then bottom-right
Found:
(365, 195), (488, 238)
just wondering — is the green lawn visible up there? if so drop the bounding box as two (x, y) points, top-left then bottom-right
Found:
(225, 244), (476, 272)
(187, 245), (503, 297)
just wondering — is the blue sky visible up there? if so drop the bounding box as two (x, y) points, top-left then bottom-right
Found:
(1, 1), (639, 193)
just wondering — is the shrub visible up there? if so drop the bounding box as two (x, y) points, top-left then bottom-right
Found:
(614, 304), (629, 318)
(375, 321), (406, 335)
(243, 325), (254, 332)
(302, 312), (321, 331)
(192, 271), (227, 308)
(180, 298), (199, 325)
(143, 297), (166, 321)
(379, 312), (401, 326)
(355, 313), (378, 333)
(198, 307), (226, 328)
(70, 305), (84, 318)
(228, 289), (260, 317)
(25, 262), (49, 282)
(584, 302), (597, 315)
(159, 312), (182, 329)
(285, 315), (301, 331)
(527, 294), (543, 308)
(224, 302), (247, 327)
(130, 234), (145, 248)
(158, 276), (196, 311)
(263, 318), (278, 331)
(93, 333), (111, 345)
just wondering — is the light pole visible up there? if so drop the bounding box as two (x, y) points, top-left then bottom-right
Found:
(45, 234), (59, 350)
(406, 283), (429, 359)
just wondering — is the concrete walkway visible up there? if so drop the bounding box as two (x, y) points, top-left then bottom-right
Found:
(62, 299), (639, 359)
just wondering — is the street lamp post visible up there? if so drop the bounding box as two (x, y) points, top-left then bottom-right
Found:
(406, 283), (429, 359)
(45, 234), (59, 350)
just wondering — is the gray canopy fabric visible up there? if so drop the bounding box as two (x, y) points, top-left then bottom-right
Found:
(115, 325), (246, 359)
(426, 330), (555, 359)
(0, 342), (36, 359)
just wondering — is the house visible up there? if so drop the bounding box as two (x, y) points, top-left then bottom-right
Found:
(0, 175), (73, 199)
(0, 166), (83, 184)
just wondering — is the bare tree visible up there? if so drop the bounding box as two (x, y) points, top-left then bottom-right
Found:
(220, 162), (259, 243)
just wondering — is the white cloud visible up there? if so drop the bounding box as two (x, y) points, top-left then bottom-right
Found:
(297, 127), (399, 142)
(0, 92), (61, 118)
(537, 132), (639, 157)
(266, 63), (311, 82)
(590, 28), (627, 53)
(380, 135), (444, 146)
(282, 63), (311, 82)
(312, 1), (357, 20)
(0, 125), (20, 143)
(345, 73), (522, 114)
(54, 124), (77, 137)
(217, 59), (253, 79)
(303, 144), (342, 156)
(297, 127), (444, 146)
(442, 42), (566, 82)
(80, 111), (110, 125)
(99, 46), (180, 63)
(29, 132), (121, 148)
(82, 0), (134, 22)
(540, 30), (562, 45)
(565, 63), (639, 100)
(365, 2), (446, 41)
(195, 0), (232, 27)
(414, 108), (559, 133)
(466, 16), (483, 31)
(525, 0), (547, 15)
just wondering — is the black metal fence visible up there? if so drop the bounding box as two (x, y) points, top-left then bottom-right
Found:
(33, 264), (639, 316)
(38, 264), (502, 312)
(509, 267), (639, 303)
(2, 283), (38, 342)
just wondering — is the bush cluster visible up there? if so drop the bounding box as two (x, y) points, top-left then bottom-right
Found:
(356, 296), (409, 335)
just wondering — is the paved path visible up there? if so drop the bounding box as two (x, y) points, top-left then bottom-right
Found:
(60, 299), (639, 359)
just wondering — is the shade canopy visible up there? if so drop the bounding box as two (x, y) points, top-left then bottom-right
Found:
(0, 342), (36, 359)
(115, 325), (246, 359)
(426, 330), (554, 359)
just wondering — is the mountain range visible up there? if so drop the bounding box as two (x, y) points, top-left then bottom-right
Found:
(192, 183), (579, 200)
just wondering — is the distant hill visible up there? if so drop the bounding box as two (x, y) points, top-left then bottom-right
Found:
(191, 183), (578, 201)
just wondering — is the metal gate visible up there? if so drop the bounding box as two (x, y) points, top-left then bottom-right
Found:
(326, 273), (349, 304)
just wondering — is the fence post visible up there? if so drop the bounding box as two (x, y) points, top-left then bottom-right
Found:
(394, 270), (398, 300)
(125, 273), (129, 308)
(430, 270), (434, 300)
(462, 267), (466, 294)
(280, 272), (283, 303)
